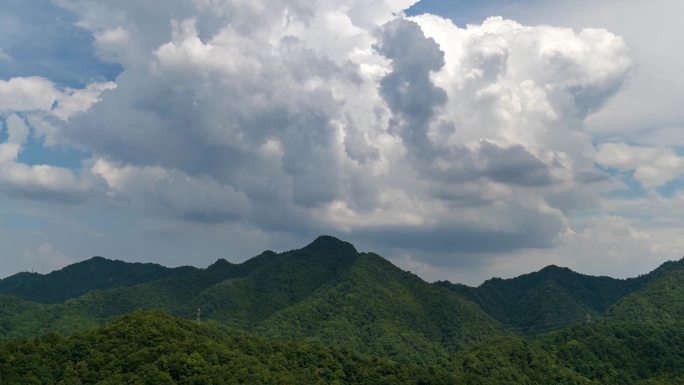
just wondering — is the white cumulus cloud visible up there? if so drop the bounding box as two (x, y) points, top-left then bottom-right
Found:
(0, 0), (645, 271)
(91, 159), (249, 222)
(53, 1), (635, 258)
(0, 76), (115, 119)
(596, 143), (684, 188)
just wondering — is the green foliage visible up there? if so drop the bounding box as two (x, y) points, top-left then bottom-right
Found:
(535, 320), (684, 384)
(195, 236), (361, 325)
(455, 336), (595, 385)
(257, 253), (503, 362)
(0, 310), (461, 385)
(607, 262), (684, 322)
(1, 237), (683, 384)
(3, 309), (683, 384)
(0, 257), (183, 304)
(0, 237), (502, 360)
(0, 296), (96, 341)
(437, 263), (665, 335)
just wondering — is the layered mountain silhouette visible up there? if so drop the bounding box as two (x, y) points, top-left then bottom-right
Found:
(435, 261), (679, 333)
(1, 236), (684, 383)
(0, 237), (501, 360)
(1, 236), (683, 360)
(0, 257), (185, 303)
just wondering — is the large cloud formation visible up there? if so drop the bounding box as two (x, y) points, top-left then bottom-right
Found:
(1, 0), (638, 273)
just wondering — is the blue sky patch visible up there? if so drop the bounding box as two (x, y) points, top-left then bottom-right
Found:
(406, 0), (541, 25)
(0, 0), (121, 87)
(17, 136), (88, 169)
(0, 118), (8, 143)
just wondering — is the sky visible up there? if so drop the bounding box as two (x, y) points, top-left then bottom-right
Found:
(1, 0), (683, 285)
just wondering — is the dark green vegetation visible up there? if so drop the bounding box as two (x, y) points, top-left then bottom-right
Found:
(1, 311), (683, 384)
(0, 237), (503, 360)
(1, 236), (683, 384)
(0, 310), (462, 385)
(436, 259), (684, 334)
(0, 257), (183, 303)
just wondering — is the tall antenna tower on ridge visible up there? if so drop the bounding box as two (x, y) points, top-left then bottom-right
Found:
(197, 307), (201, 323)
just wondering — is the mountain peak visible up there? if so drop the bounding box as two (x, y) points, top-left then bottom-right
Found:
(208, 258), (233, 269)
(654, 257), (684, 273)
(538, 265), (574, 275)
(304, 235), (358, 254)
(64, 256), (127, 271)
(0, 256), (177, 304)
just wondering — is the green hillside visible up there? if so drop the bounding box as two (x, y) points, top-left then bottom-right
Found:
(0, 310), (461, 385)
(0, 257), (185, 304)
(193, 236), (363, 326)
(257, 252), (503, 362)
(0, 237), (502, 361)
(3, 308), (682, 384)
(606, 258), (684, 323)
(435, 260), (683, 334)
(1, 236), (683, 383)
(533, 320), (684, 384)
(58, 237), (361, 323)
(0, 295), (96, 341)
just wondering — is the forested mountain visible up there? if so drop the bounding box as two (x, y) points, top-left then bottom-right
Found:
(253, 251), (502, 362)
(2, 309), (682, 384)
(606, 258), (684, 322)
(435, 259), (684, 334)
(0, 236), (683, 384)
(0, 236), (502, 360)
(0, 310), (462, 385)
(0, 257), (185, 303)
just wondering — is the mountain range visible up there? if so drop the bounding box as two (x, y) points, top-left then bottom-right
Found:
(1, 235), (683, 384)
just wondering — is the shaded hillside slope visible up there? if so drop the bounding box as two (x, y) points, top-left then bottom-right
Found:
(436, 258), (684, 334)
(606, 258), (684, 322)
(0, 236), (502, 360)
(256, 252), (503, 362)
(0, 257), (187, 303)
